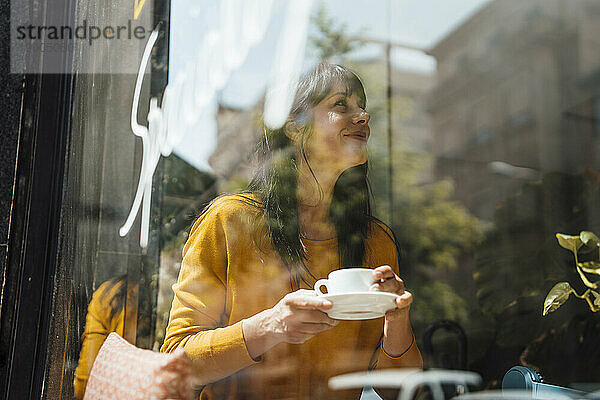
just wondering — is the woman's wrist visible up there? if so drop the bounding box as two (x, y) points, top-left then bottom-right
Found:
(382, 312), (414, 357)
(242, 309), (280, 360)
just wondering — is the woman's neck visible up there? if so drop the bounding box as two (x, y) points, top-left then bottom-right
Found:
(296, 162), (342, 240)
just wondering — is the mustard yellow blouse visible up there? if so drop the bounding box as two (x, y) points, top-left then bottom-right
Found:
(161, 194), (422, 399)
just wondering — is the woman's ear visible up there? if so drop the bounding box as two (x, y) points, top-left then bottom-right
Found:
(284, 121), (301, 143)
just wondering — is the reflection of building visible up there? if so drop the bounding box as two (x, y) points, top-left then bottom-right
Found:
(428, 0), (600, 219)
(349, 59), (434, 156)
(390, 67), (434, 154)
(349, 59), (434, 224)
(209, 105), (261, 187)
(390, 67), (434, 184)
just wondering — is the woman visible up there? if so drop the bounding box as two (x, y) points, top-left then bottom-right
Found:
(161, 62), (422, 399)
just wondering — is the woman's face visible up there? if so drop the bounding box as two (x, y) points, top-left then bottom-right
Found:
(301, 81), (370, 175)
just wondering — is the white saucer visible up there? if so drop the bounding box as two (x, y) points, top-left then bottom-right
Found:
(321, 292), (398, 320)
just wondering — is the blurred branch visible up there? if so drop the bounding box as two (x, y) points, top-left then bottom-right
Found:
(309, 4), (365, 60)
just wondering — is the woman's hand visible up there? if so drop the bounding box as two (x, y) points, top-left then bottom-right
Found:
(370, 265), (413, 321)
(267, 289), (340, 343)
(242, 289), (339, 360)
(370, 265), (415, 357)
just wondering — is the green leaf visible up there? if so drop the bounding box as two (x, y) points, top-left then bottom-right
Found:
(580, 231), (600, 249)
(543, 282), (573, 316)
(556, 233), (583, 253)
(578, 261), (600, 275)
(592, 291), (600, 309)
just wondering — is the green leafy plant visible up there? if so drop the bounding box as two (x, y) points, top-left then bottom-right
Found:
(543, 231), (600, 315)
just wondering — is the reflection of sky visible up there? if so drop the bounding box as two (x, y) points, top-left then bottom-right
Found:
(167, 0), (490, 171)
(173, 0), (491, 110)
(218, 2), (288, 109)
(320, 0), (491, 48)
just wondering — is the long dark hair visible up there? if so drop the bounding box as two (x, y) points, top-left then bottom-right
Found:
(102, 274), (129, 321)
(248, 62), (372, 284)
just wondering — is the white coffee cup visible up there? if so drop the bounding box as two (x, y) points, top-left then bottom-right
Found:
(314, 268), (375, 295)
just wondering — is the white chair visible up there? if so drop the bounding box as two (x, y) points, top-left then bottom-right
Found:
(451, 389), (576, 399)
(329, 369), (482, 400)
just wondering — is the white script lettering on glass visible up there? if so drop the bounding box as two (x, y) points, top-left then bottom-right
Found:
(120, 0), (313, 248)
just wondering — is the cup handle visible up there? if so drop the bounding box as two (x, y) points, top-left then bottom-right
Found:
(314, 279), (329, 296)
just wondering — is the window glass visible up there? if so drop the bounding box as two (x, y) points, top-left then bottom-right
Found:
(42, 0), (600, 398)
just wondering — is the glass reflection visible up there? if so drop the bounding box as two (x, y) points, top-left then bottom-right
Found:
(73, 276), (138, 399)
(160, 63), (422, 399)
(38, 1), (600, 398)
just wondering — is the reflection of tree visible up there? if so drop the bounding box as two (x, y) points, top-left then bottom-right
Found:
(371, 149), (485, 369)
(473, 170), (600, 385)
(309, 5), (365, 62)
(308, 8), (484, 370)
(307, 9), (598, 385)
(386, 152), (481, 271)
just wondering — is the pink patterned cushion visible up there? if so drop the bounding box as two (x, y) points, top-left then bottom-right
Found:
(84, 332), (194, 400)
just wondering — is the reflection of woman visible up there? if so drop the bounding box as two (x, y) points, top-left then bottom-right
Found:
(73, 276), (138, 399)
(161, 63), (422, 399)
